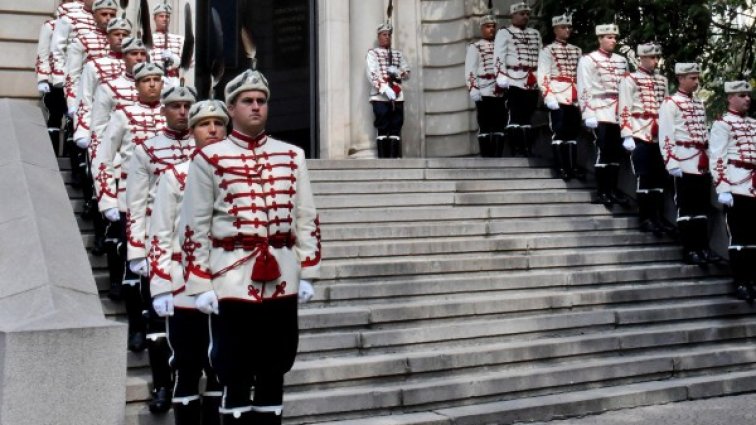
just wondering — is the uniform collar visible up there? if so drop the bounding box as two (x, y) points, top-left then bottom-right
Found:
(123, 72), (134, 81)
(164, 127), (189, 140)
(727, 109), (746, 117)
(677, 90), (693, 98)
(138, 100), (161, 108)
(638, 67), (654, 76)
(230, 129), (267, 149)
(598, 48), (612, 57)
(109, 51), (123, 60)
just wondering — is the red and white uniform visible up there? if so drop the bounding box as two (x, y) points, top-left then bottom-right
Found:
(93, 101), (166, 213)
(537, 40), (581, 106)
(36, 19), (57, 83)
(493, 25), (542, 90)
(577, 49), (628, 123)
(150, 31), (184, 79)
(180, 131), (322, 302)
(149, 160), (195, 308)
(366, 47), (410, 102)
(618, 67), (668, 142)
(75, 52), (124, 140)
(65, 29), (110, 110)
(89, 73), (138, 145)
(709, 110), (756, 197)
(50, 3), (95, 87)
(659, 90), (710, 175)
(465, 39), (501, 98)
(126, 129), (195, 261)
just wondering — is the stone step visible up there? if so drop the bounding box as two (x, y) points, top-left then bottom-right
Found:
(307, 158), (550, 170)
(311, 370), (756, 425)
(284, 344), (756, 421)
(309, 167), (556, 182)
(312, 178), (590, 195)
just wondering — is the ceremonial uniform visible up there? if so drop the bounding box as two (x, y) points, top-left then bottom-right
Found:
(75, 51), (125, 142)
(538, 14), (582, 178)
(618, 44), (669, 233)
(577, 24), (628, 204)
(367, 22), (410, 158)
(659, 63), (714, 263)
(151, 31), (183, 81)
(465, 10), (506, 157)
(50, 1), (93, 89)
(709, 81), (756, 298)
(36, 16), (67, 153)
(65, 27), (109, 112)
(90, 73), (139, 143)
(182, 70), (321, 424)
(494, 2), (542, 156)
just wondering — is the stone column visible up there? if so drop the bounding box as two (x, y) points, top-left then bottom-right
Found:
(394, 0), (426, 157)
(317, 0), (351, 159)
(347, 0), (385, 158)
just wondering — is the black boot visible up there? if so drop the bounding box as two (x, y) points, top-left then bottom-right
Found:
(559, 142), (573, 181)
(389, 136), (402, 158)
(250, 411), (282, 425)
(593, 167), (613, 206)
(479, 134), (496, 157)
(493, 132), (506, 157)
(678, 220), (704, 265)
(174, 398), (202, 425)
(91, 212), (107, 257)
(522, 126), (534, 157)
(123, 283), (147, 352)
(202, 395), (222, 425)
(507, 126), (523, 157)
(148, 337), (173, 413)
(729, 249), (752, 302)
(651, 192), (677, 237)
(375, 136), (390, 158)
(49, 129), (61, 156)
(552, 142), (568, 180)
(607, 165), (629, 206)
(567, 142), (585, 180)
(637, 193), (662, 236)
(220, 410), (253, 425)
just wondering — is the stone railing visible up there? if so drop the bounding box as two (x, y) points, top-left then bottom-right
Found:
(0, 99), (126, 425)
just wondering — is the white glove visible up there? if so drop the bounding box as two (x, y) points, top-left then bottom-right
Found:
(37, 82), (51, 95)
(104, 208), (120, 222)
(387, 65), (400, 78)
(196, 290), (219, 315)
(380, 85), (397, 101)
(75, 137), (91, 149)
(298, 280), (314, 304)
(67, 106), (77, 118)
(545, 99), (560, 111)
(129, 258), (149, 277)
(718, 192), (734, 207)
(622, 137), (636, 152)
(496, 74), (509, 89)
(584, 117), (598, 129)
(470, 88), (482, 103)
(152, 293), (174, 317)
(668, 167), (684, 178)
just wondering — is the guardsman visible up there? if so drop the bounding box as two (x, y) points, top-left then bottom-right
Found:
(709, 80), (756, 301)
(366, 10), (411, 158)
(151, 1), (184, 84)
(577, 24), (629, 206)
(538, 12), (583, 179)
(93, 62), (166, 355)
(660, 63), (718, 265)
(180, 68), (320, 425)
(50, 0), (94, 92)
(465, 4), (506, 157)
(618, 43), (672, 235)
(149, 100), (229, 425)
(494, 1), (542, 156)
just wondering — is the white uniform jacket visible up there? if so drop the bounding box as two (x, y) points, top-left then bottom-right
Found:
(50, 4), (94, 87)
(577, 49), (628, 124)
(89, 73), (138, 144)
(180, 130), (322, 303)
(465, 39), (502, 98)
(36, 19), (56, 83)
(93, 101), (166, 212)
(658, 90), (709, 175)
(366, 47), (410, 102)
(493, 25), (542, 90)
(618, 67), (668, 142)
(150, 31), (184, 79)
(709, 111), (756, 197)
(65, 29), (109, 110)
(74, 52), (124, 141)
(126, 129), (195, 260)
(537, 40), (581, 106)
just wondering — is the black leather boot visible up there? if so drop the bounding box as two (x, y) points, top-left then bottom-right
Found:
(202, 395), (222, 425)
(147, 337), (173, 413)
(174, 398), (202, 425)
(478, 134), (496, 157)
(389, 136), (402, 158)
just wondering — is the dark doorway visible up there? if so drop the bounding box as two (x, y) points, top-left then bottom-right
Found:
(195, 0), (319, 157)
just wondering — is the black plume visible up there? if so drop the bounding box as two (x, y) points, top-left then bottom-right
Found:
(180, 2), (194, 71)
(139, 0), (153, 48)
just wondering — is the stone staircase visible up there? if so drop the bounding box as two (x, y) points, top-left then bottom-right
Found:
(58, 157), (756, 425)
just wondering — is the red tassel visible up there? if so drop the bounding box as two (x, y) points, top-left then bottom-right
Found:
(698, 152), (709, 173)
(651, 121), (659, 138)
(526, 71), (537, 88)
(392, 84), (402, 96)
(571, 85), (578, 102)
(251, 248), (281, 282)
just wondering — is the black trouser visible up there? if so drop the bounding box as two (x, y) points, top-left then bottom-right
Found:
(117, 213), (148, 334)
(549, 104), (582, 172)
(372, 101), (404, 158)
(506, 87), (539, 156)
(42, 86), (67, 154)
(674, 173), (712, 253)
(169, 309), (221, 399)
(726, 194), (756, 284)
(211, 297), (298, 422)
(594, 122), (624, 196)
(476, 96), (508, 157)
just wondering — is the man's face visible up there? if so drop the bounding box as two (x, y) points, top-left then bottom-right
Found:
(229, 90), (269, 135)
(728, 92), (752, 113)
(553, 25), (572, 41)
(94, 9), (116, 30)
(511, 11), (530, 28)
(136, 75), (163, 103)
(481, 23), (496, 40)
(124, 50), (147, 72)
(162, 101), (191, 131)
(599, 35), (617, 52)
(107, 29), (129, 51)
(677, 73), (700, 93)
(377, 31), (391, 48)
(191, 117), (227, 148)
(639, 55), (660, 71)
(154, 13), (169, 32)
